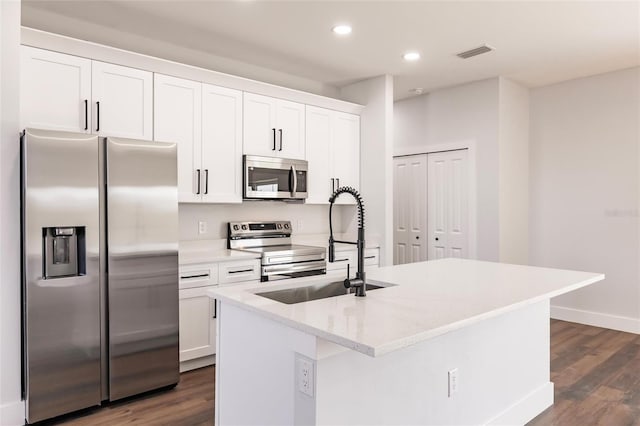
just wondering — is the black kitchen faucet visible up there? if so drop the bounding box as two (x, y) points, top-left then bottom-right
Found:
(328, 186), (366, 297)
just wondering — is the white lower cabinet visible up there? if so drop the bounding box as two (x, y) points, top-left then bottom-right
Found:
(326, 248), (380, 278)
(179, 286), (217, 363)
(178, 258), (260, 371)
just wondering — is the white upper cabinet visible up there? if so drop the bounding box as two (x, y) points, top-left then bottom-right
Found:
(276, 99), (306, 159)
(20, 47), (153, 140)
(92, 61), (153, 140)
(21, 46), (92, 133)
(243, 93), (305, 159)
(331, 111), (360, 192)
(154, 74), (202, 203)
(154, 74), (243, 204)
(305, 106), (360, 204)
(305, 106), (332, 204)
(201, 83), (243, 203)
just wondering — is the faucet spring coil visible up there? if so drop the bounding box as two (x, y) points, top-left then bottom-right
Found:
(328, 186), (365, 228)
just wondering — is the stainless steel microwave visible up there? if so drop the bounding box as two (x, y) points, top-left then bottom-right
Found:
(243, 155), (308, 200)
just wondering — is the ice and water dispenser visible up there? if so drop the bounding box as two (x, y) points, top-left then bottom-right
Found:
(43, 226), (86, 278)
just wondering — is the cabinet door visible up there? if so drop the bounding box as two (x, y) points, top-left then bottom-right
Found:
(20, 46), (92, 133)
(305, 106), (332, 204)
(243, 92), (277, 157)
(201, 84), (243, 203)
(179, 286), (217, 362)
(92, 61), (153, 140)
(276, 99), (305, 159)
(332, 112), (360, 204)
(154, 74), (202, 203)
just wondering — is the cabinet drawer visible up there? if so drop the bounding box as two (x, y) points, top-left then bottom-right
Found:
(218, 259), (261, 284)
(326, 251), (354, 271)
(179, 264), (219, 289)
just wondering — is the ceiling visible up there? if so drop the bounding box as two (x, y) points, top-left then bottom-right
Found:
(22, 1), (640, 100)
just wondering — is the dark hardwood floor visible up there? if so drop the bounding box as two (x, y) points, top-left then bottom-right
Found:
(43, 367), (215, 425)
(530, 320), (640, 426)
(46, 320), (639, 425)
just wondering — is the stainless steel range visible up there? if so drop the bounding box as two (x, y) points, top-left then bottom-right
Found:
(228, 221), (326, 281)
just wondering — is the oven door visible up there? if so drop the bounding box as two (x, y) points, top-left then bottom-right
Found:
(244, 155), (308, 200)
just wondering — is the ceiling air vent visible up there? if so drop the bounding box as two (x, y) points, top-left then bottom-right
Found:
(456, 45), (494, 59)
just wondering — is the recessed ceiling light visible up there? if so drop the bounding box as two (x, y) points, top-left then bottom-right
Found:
(403, 52), (421, 61)
(411, 88), (425, 95)
(332, 25), (352, 35)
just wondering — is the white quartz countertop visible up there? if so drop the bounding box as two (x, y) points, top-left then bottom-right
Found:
(208, 258), (604, 357)
(179, 240), (260, 265)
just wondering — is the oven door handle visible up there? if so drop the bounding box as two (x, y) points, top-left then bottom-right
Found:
(290, 165), (297, 198)
(262, 260), (327, 275)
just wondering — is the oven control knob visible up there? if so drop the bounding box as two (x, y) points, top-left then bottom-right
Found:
(241, 224), (248, 230)
(277, 224), (282, 229)
(284, 223), (290, 229)
(233, 225), (239, 231)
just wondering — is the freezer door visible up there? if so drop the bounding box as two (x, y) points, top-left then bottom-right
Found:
(106, 137), (179, 400)
(22, 129), (101, 423)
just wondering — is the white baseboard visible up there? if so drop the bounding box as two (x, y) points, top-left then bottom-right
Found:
(551, 305), (640, 334)
(180, 355), (216, 373)
(486, 382), (554, 426)
(0, 400), (25, 426)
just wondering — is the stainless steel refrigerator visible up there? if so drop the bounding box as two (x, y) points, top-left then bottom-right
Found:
(21, 128), (179, 423)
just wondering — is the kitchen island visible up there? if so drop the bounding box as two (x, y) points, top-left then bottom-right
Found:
(208, 258), (603, 425)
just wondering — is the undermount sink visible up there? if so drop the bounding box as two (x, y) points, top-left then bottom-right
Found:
(256, 280), (384, 305)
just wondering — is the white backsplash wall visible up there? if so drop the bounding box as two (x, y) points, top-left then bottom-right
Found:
(179, 202), (356, 241)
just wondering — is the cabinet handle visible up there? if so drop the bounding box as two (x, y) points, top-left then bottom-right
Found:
(196, 169), (201, 194)
(336, 178), (340, 189)
(96, 101), (100, 132)
(331, 178), (334, 193)
(228, 268), (253, 274)
(272, 128), (276, 150)
(364, 256), (376, 260)
(278, 129), (283, 151)
(84, 100), (88, 131)
(204, 169), (209, 194)
(180, 273), (209, 280)
(212, 299), (217, 319)
(334, 258), (349, 263)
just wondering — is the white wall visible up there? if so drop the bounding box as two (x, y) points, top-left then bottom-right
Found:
(499, 78), (530, 264)
(179, 203), (348, 241)
(339, 75), (394, 266)
(530, 67), (640, 332)
(0, 1), (25, 424)
(394, 78), (501, 261)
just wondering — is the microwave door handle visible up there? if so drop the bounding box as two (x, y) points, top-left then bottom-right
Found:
(290, 165), (297, 197)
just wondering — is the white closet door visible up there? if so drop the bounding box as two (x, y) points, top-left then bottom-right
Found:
(154, 74), (202, 203)
(427, 150), (469, 259)
(201, 84), (243, 203)
(92, 61), (153, 140)
(393, 155), (427, 264)
(20, 46), (92, 132)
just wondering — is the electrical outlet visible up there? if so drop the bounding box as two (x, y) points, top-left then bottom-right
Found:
(448, 368), (458, 397)
(198, 221), (207, 235)
(296, 355), (315, 397)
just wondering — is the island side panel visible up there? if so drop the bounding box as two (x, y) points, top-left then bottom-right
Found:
(315, 300), (553, 426)
(216, 301), (318, 426)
